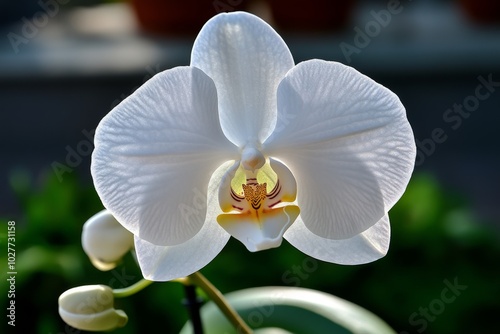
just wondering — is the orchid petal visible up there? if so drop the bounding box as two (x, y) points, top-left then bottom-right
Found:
(133, 162), (233, 281)
(191, 12), (295, 147)
(265, 60), (415, 239)
(92, 66), (236, 246)
(285, 215), (390, 265)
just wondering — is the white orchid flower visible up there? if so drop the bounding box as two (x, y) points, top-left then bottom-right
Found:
(91, 12), (415, 281)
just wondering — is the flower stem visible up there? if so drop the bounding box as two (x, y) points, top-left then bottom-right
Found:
(112, 278), (153, 298)
(183, 284), (204, 334)
(187, 271), (253, 334)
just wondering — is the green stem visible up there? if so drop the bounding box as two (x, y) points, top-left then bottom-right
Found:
(112, 278), (154, 298)
(183, 284), (205, 334)
(187, 272), (253, 334)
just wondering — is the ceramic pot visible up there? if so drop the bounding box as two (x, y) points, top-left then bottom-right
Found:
(268, 0), (356, 32)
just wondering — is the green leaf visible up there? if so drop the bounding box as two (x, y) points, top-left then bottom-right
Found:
(180, 286), (396, 334)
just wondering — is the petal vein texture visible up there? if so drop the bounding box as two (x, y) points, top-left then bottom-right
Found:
(134, 162), (233, 281)
(191, 12), (295, 146)
(265, 60), (416, 240)
(92, 66), (236, 246)
(285, 215), (391, 264)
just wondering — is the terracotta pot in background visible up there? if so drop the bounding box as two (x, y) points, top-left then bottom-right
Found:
(268, 0), (357, 32)
(130, 0), (249, 36)
(459, 0), (500, 24)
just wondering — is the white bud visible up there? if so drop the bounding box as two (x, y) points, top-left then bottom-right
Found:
(58, 285), (128, 331)
(82, 210), (134, 271)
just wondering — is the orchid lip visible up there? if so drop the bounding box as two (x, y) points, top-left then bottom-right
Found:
(217, 158), (300, 252)
(244, 236), (283, 252)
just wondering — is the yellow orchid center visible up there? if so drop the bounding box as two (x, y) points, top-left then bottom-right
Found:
(217, 158), (300, 252)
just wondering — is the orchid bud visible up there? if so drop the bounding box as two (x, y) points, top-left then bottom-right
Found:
(82, 210), (134, 271)
(58, 285), (127, 331)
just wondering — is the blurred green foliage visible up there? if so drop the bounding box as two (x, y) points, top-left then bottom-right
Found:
(1, 170), (499, 333)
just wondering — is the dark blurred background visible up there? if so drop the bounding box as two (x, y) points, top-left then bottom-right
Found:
(1, 0), (499, 333)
